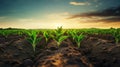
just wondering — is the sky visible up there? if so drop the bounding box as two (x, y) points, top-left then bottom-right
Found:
(0, 0), (120, 29)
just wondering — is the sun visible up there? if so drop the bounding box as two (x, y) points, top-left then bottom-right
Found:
(54, 23), (63, 29)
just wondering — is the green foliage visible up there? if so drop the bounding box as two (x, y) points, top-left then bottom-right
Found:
(0, 28), (120, 48)
(1, 31), (10, 38)
(55, 26), (65, 34)
(0, 30), (17, 38)
(52, 26), (68, 47)
(17, 31), (24, 36)
(43, 31), (49, 43)
(27, 31), (42, 52)
(112, 29), (120, 44)
(70, 32), (85, 48)
(68, 30), (77, 40)
(56, 36), (68, 47)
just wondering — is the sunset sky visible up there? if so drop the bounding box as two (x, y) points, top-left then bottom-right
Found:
(0, 0), (120, 29)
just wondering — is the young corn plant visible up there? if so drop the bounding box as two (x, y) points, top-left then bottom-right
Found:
(112, 29), (120, 44)
(27, 31), (42, 52)
(1, 31), (10, 38)
(17, 31), (24, 36)
(72, 33), (85, 48)
(68, 30), (77, 40)
(52, 26), (68, 47)
(43, 31), (49, 43)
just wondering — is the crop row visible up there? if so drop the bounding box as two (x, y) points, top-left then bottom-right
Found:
(0, 27), (120, 52)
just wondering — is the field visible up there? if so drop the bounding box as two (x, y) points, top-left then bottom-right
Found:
(0, 27), (120, 67)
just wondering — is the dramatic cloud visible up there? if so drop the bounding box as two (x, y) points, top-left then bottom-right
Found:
(70, 1), (90, 6)
(67, 6), (120, 22)
(0, 0), (120, 28)
(98, 17), (120, 22)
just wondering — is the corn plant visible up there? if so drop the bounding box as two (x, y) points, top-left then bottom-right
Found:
(17, 31), (24, 36)
(112, 29), (120, 44)
(43, 31), (49, 43)
(1, 31), (10, 38)
(68, 30), (77, 40)
(71, 33), (85, 48)
(52, 26), (68, 47)
(27, 31), (42, 52)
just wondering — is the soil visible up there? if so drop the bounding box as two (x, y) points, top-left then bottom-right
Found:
(0, 34), (120, 67)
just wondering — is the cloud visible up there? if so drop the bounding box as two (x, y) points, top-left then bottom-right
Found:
(98, 17), (120, 22)
(70, 1), (90, 6)
(67, 6), (120, 22)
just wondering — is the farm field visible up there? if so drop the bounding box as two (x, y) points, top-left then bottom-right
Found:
(0, 27), (120, 67)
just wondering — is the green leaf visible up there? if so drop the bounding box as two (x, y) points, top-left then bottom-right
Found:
(36, 37), (42, 43)
(27, 38), (33, 44)
(72, 33), (85, 48)
(58, 36), (68, 43)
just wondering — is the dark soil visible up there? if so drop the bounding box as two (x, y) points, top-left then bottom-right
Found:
(80, 34), (120, 67)
(0, 34), (120, 67)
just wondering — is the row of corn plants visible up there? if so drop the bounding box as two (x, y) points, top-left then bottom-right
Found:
(0, 28), (120, 53)
(26, 27), (85, 53)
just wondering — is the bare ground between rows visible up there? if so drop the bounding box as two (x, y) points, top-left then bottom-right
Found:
(80, 34), (120, 67)
(0, 34), (120, 67)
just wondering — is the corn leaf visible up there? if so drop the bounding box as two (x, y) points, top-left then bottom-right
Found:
(58, 36), (68, 43)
